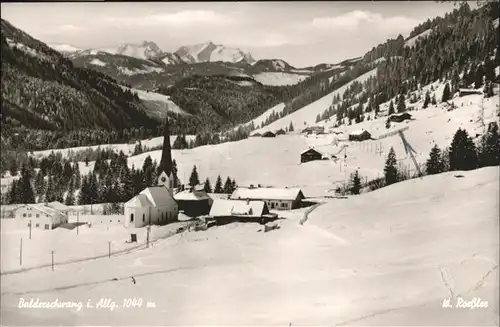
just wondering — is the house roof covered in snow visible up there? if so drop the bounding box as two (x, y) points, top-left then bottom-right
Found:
(349, 129), (370, 136)
(230, 187), (304, 201)
(209, 199), (267, 217)
(22, 204), (63, 218)
(207, 193), (231, 201)
(44, 201), (70, 212)
(141, 186), (175, 207)
(174, 190), (210, 201)
(300, 147), (324, 155)
(124, 194), (153, 208)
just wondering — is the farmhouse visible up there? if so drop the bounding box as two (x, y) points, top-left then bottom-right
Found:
(209, 199), (276, 223)
(459, 88), (482, 97)
(387, 113), (412, 123)
(230, 187), (305, 210)
(174, 187), (211, 217)
(15, 204), (68, 230)
(348, 130), (372, 141)
(302, 126), (325, 135)
(301, 147), (323, 163)
(261, 131), (276, 138)
(124, 116), (179, 228)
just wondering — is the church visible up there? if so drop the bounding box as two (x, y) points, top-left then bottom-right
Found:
(124, 117), (179, 228)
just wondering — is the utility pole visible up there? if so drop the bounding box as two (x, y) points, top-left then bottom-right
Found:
(146, 226), (150, 248)
(29, 220), (32, 240)
(51, 250), (54, 271)
(76, 212), (79, 235)
(108, 241), (111, 258)
(20, 238), (22, 266)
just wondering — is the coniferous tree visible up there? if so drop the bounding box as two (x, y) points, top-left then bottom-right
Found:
(45, 175), (55, 202)
(8, 180), (20, 204)
(426, 144), (445, 175)
(142, 155), (154, 187)
(288, 121), (294, 132)
(431, 94), (437, 105)
(423, 91), (431, 109)
(73, 163), (81, 189)
(189, 165), (200, 187)
(203, 177), (212, 193)
(223, 177), (233, 194)
(478, 122), (500, 167)
(9, 159), (18, 177)
(231, 178), (237, 192)
(449, 128), (478, 171)
(18, 164), (35, 204)
(65, 182), (75, 205)
(350, 170), (362, 195)
(441, 83), (451, 102)
(397, 94), (406, 113)
(172, 159), (178, 187)
(388, 100), (395, 115)
(214, 175), (223, 193)
(34, 170), (46, 197)
(384, 147), (399, 186)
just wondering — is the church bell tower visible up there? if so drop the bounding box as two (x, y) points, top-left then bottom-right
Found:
(157, 116), (175, 191)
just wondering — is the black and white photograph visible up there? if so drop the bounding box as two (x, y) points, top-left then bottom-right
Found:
(0, 0), (499, 326)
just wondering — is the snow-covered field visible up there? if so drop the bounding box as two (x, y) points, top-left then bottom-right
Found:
(117, 65), (164, 76)
(1, 167), (497, 325)
(0, 219), (191, 273)
(89, 58), (106, 67)
(253, 72), (308, 86)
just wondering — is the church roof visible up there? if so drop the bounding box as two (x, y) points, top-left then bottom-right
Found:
(140, 186), (175, 207)
(124, 194), (152, 208)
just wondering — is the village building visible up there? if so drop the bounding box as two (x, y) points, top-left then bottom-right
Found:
(174, 187), (211, 217)
(459, 88), (482, 97)
(209, 199), (276, 223)
(348, 130), (372, 141)
(15, 203), (68, 230)
(124, 116), (179, 228)
(261, 131), (276, 138)
(301, 147), (324, 163)
(230, 187), (305, 210)
(387, 112), (413, 123)
(302, 126), (325, 135)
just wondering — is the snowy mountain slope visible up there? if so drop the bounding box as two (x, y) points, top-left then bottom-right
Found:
(405, 29), (433, 48)
(175, 41), (255, 64)
(1, 166), (497, 325)
(120, 86), (187, 118)
(233, 102), (286, 131)
(101, 41), (164, 60)
(48, 43), (82, 54)
(118, 89), (497, 197)
(252, 68), (379, 134)
(252, 72), (308, 86)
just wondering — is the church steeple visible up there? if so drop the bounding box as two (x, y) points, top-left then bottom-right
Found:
(159, 116), (173, 177)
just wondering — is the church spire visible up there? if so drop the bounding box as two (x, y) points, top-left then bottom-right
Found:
(159, 116), (173, 177)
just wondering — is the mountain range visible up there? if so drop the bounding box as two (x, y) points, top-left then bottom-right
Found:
(50, 40), (256, 65)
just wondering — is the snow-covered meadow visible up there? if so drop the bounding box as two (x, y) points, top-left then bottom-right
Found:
(1, 167), (497, 326)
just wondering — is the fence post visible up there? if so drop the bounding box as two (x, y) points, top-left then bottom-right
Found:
(29, 220), (32, 240)
(77, 212), (79, 235)
(51, 250), (54, 271)
(20, 238), (22, 266)
(108, 241), (111, 258)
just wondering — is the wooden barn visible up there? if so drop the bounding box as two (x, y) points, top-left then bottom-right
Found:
(387, 113), (413, 123)
(261, 131), (276, 138)
(348, 130), (372, 141)
(174, 187), (211, 217)
(208, 199), (277, 224)
(459, 89), (482, 97)
(301, 147), (323, 163)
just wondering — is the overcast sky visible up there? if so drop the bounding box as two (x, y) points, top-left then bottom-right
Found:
(1, 1), (460, 67)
